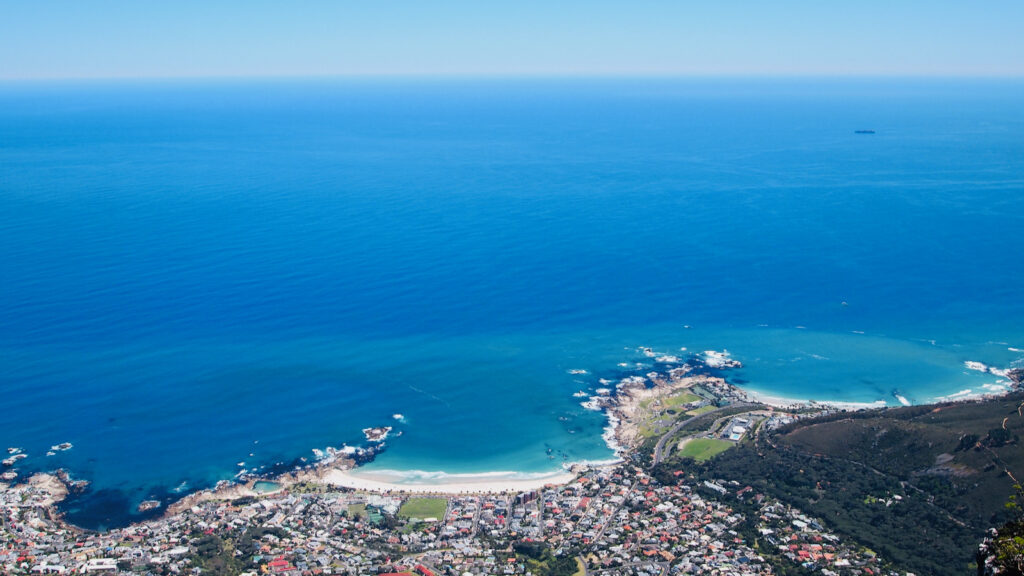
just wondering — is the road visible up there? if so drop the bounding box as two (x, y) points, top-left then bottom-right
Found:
(590, 479), (637, 544)
(652, 403), (754, 465)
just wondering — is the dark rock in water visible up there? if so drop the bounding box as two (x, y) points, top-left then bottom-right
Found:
(59, 486), (172, 531)
(351, 443), (385, 466)
(1008, 368), (1024, 386)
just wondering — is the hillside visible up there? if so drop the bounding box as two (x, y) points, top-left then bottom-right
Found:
(677, 393), (1024, 576)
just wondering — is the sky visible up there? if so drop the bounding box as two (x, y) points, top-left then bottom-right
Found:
(1, 1), (1022, 80)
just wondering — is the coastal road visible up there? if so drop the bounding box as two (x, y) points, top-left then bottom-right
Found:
(652, 403), (754, 465)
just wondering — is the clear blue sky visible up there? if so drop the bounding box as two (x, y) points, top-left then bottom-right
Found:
(2, 1), (1022, 79)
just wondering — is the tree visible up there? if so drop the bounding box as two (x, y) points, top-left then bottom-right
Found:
(981, 485), (1024, 575)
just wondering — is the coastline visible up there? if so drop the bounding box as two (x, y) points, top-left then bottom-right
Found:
(740, 389), (889, 411)
(323, 468), (578, 494)
(739, 363), (1023, 411)
(10, 351), (1020, 532)
(162, 355), (1024, 511)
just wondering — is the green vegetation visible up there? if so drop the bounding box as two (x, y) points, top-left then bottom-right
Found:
(571, 557), (585, 576)
(398, 497), (447, 521)
(661, 391), (701, 408)
(685, 405), (717, 416)
(987, 485), (1024, 575)
(637, 421), (672, 439)
(190, 532), (246, 576)
(678, 438), (732, 461)
(674, 393), (1024, 576)
(635, 390), (704, 439)
(348, 503), (366, 520)
(677, 404), (751, 435)
(512, 541), (581, 576)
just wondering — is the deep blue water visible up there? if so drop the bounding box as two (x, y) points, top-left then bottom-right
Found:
(1, 78), (1022, 529)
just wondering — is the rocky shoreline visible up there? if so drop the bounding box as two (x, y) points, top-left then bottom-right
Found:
(5, 348), (1022, 533)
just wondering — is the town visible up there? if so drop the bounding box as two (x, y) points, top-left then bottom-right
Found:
(2, 365), (908, 576)
(3, 455), (892, 576)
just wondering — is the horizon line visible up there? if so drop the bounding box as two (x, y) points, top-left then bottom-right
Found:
(3, 71), (1024, 84)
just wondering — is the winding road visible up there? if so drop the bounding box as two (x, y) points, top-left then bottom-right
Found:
(652, 403), (754, 465)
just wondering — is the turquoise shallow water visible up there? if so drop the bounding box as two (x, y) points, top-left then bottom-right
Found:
(0, 78), (1022, 528)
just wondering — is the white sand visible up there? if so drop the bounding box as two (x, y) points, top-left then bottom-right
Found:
(323, 469), (577, 494)
(743, 389), (887, 411)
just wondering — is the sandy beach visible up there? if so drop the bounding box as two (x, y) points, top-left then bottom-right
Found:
(741, 389), (888, 411)
(323, 468), (577, 494)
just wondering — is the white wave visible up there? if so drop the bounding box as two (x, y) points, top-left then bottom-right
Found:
(567, 369), (588, 375)
(595, 388), (612, 396)
(655, 355), (680, 363)
(572, 390), (589, 398)
(618, 375), (646, 388)
(600, 412), (626, 456)
(565, 457), (623, 470)
(703, 349), (742, 368)
(598, 378), (613, 385)
(581, 397), (612, 411)
(937, 389), (975, 401)
(1010, 347), (1022, 352)
(392, 413), (406, 422)
(964, 360), (989, 373)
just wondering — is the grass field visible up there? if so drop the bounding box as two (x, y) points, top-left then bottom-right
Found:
(663, 391), (701, 408)
(678, 438), (733, 461)
(685, 405), (717, 416)
(398, 497), (447, 521)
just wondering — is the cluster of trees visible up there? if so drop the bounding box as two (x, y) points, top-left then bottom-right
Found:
(512, 541), (580, 576)
(647, 394), (1024, 576)
(190, 532), (244, 576)
(684, 442), (981, 575)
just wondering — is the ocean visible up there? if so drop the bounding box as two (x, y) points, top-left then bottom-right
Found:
(1, 78), (1022, 529)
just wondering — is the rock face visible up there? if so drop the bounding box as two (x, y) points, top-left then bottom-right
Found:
(362, 427), (392, 442)
(1007, 368), (1024, 386)
(611, 375), (724, 449)
(26, 473), (70, 506)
